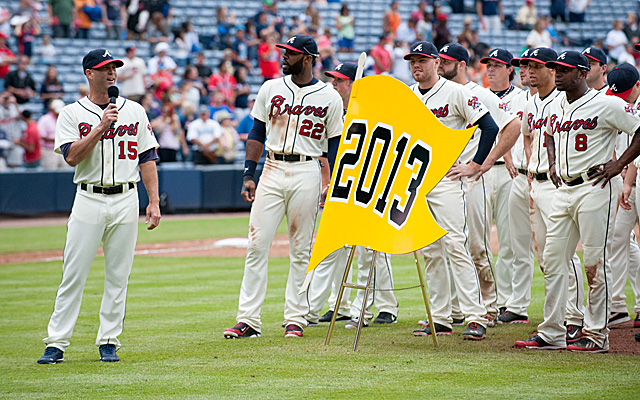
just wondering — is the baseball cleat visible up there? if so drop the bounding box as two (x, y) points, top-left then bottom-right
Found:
(514, 334), (565, 350)
(566, 324), (584, 344)
(567, 337), (608, 353)
(345, 318), (369, 329)
(498, 311), (529, 324)
(636, 332), (640, 342)
(498, 307), (507, 316)
(635, 313), (640, 328)
(37, 347), (64, 364)
(372, 312), (397, 324)
(99, 344), (119, 362)
(413, 322), (452, 336)
(306, 320), (318, 327)
(318, 310), (350, 323)
(463, 322), (486, 340)
(484, 315), (498, 328)
(608, 312), (630, 327)
(224, 322), (261, 339)
(284, 324), (303, 338)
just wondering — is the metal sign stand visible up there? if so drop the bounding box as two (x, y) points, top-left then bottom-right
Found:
(325, 248), (438, 351)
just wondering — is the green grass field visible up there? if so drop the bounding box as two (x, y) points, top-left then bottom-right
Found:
(1, 216), (638, 399)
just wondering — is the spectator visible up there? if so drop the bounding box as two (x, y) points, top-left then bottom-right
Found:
(396, 17), (418, 44)
(147, 0), (170, 19)
(392, 40), (412, 85)
(265, 0), (284, 36)
(233, 66), (251, 111)
(457, 16), (473, 44)
(336, 3), (355, 53)
(151, 99), (188, 163)
(180, 65), (206, 106)
(618, 43), (636, 65)
(208, 91), (233, 120)
(370, 34), (393, 75)
(4, 55), (36, 104)
(48, 0), (74, 38)
(237, 94), (254, 142)
(287, 15), (307, 37)
(411, 1), (427, 22)
(146, 11), (170, 44)
(74, 0), (98, 39)
(141, 91), (161, 120)
(39, 65), (64, 113)
(13, 110), (40, 168)
(173, 28), (189, 67)
(476, 0), (503, 33)
(76, 83), (88, 99)
(383, 0), (401, 35)
(258, 32), (281, 81)
(208, 61), (237, 106)
(515, 0), (537, 31)
(416, 11), (433, 41)
(216, 6), (234, 49)
(550, 0), (566, 22)
(215, 110), (239, 164)
(194, 52), (212, 83)
(623, 12), (639, 42)
(179, 99), (196, 147)
(433, 14), (451, 50)
(0, 91), (23, 168)
(181, 21), (200, 57)
(101, 0), (125, 40)
(244, 18), (260, 61)
(231, 28), (252, 70)
(568, 0), (590, 23)
(314, 26), (336, 72)
(37, 98), (67, 170)
(304, 3), (321, 30)
(36, 34), (57, 64)
(254, 10), (272, 39)
(118, 46), (146, 102)
(606, 20), (629, 62)
(526, 18), (552, 48)
(125, 0), (148, 40)
(0, 32), (16, 89)
(13, 15), (41, 57)
(450, 0), (465, 14)
(186, 104), (222, 165)
(149, 62), (173, 101)
(148, 42), (177, 75)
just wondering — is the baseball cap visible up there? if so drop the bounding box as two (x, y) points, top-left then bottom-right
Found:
(582, 47), (607, 65)
(438, 43), (469, 64)
(216, 110), (232, 122)
(437, 13), (448, 21)
(155, 42), (170, 54)
(510, 48), (531, 67)
(606, 63), (639, 99)
(198, 105), (210, 115)
(546, 51), (590, 71)
(635, 43), (640, 51)
(125, 45), (137, 53)
(82, 49), (124, 71)
(276, 35), (319, 57)
(481, 48), (513, 66)
(519, 47), (558, 66)
(404, 41), (439, 60)
(324, 62), (357, 80)
(50, 99), (65, 113)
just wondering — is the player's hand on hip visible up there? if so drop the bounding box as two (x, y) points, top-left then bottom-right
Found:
(100, 103), (119, 129)
(549, 168), (562, 188)
(589, 161), (621, 188)
(145, 203), (161, 230)
(446, 161), (480, 180)
(504, 157), (518, 179)
(241, 176), (256, 203)
(621, 181), (633, 210)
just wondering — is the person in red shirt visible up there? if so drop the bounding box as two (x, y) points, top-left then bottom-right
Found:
(0, 32), (17, 84)
(370, 34), (393, 75)
(258, 32), (281, 82)
(207, 60), (237, 106)
(14, 110), (41, 168)
(149, 63), (174, 101)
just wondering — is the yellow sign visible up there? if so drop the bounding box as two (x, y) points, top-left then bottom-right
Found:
(304, 75), (474, 279)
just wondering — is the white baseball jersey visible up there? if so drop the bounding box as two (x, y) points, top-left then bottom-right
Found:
(461, 81), (517, 164)
(252, 76), (344, 157)
(616, 96), (640, 159)
(499, 86), (527, 169)
(521, 88), (563, 174)
(55, 97), (158, 186)
(546, 90), (640, 180)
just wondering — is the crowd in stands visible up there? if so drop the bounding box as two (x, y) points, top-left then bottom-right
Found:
(0, 0), (638, 171)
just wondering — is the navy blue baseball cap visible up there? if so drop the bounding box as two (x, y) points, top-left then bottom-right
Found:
(404, 41), (439, 60)
(546, 51), (591, 71)
(582, 47), (607, 65)
(606, 63), (639, 99)
(635, 43), (640, 51)
(438, 43), (469, 64)
(519, 47), (558, 66)
(324, 62), (357, 80)
(276, 35), (319, 58)
(82, 49), (124, 71)
(511, 48), (532, 67)
(481, 48), (513, 66)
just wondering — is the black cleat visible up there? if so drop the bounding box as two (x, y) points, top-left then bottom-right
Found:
(99, 344), (119, 362)
(498, 311), (529, 324)
(37, 347), (64, 364)
(318, 310), (350, 323)
(463, 322), (486, 340)
(372, 312), (397, 324)
(413, 322), (452, 336)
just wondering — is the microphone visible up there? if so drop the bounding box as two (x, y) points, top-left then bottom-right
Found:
(108, 86), (119, 129)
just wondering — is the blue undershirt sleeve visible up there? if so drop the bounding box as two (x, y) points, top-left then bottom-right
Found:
(472, 113), (499, 165)
(247, 119), (267, 143)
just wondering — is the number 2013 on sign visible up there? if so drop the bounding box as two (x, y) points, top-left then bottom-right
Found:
(330, 120), (432, 230)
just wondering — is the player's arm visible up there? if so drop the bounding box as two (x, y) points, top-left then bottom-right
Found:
(545, 132), (561, 188)
(476, 117), (520, 180)
(592, 127), (640, 187)
(241, 118), (266, 203)
(446, 113), (499, 179)
(65, 104), (119, 166)
(140, 159), (161, 230)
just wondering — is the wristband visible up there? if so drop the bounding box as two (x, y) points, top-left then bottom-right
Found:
(244, 160), (257, 177)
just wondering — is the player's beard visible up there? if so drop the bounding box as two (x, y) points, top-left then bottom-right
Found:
(284, 57), (304, 76)
(439, 67), (458, 81)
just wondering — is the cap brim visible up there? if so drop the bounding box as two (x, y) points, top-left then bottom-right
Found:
(606, 86), (633, 99)
(91, 59), (124, 69)
(480, 56), (510, 65)
(510, 58), (521, 67)
(520, 57), (552, 65)
(438, 53), (458, 61)
(324, 71), (352, 80)
(635, 43), (640, 51)
(403, 52), (437, 60)
(275, 44), (308, 55)
(583, 54), (604, 64)
(546, 60), (589, 71)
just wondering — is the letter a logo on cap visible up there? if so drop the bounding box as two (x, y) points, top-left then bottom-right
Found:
(611, 83), (618, 92)
(288, 37), (296, 44)
(490, 49), (499, 57)
(559, 52), (566, 60)
(336, 63), (343, 70)
(441, 45), (449, 52)
(584, 48), (591, 54)
(414, 44), (423, 52)
(103, 50), (112, 58)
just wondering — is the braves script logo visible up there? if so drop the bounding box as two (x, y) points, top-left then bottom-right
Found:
(467, 96), (481, 109)
(549, 114), (598, 134)
(78, 122), (139, 139)
(527, 113), (548, 131)
(430, 104), (449, 118)
(269, 95), (328, 119)
(517, 111), (524, 120)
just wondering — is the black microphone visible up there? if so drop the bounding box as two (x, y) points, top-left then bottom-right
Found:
(108, 86), (119, 129)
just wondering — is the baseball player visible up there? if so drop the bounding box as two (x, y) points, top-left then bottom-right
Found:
(436, 44), (520, 326)
(582, 47), (608, 93)
(305, 62), (399, 328)
(224, 35), (343, 339)
(405, 41), (502, 340)
(606, 63), (640, 327)
(516, 51), (640, 352)
(517, 48), (585, 338)
(37, 49), (161, 364)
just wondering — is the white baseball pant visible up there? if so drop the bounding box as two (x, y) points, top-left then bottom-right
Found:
(490, 164), (515, 310)
(538, 178), (620, 347)
(349, 249), (398, 321)
(306, 247), (352, 323)
(236, 158), (321, 332)
(44, 186), (139, 351)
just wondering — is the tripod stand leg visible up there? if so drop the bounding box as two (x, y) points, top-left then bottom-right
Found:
(414, 251), (438, 347)
(325, 246), (356, 345)
(353, 250), (378, 351)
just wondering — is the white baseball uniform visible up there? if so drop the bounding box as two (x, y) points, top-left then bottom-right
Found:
(44, 96), (158, 351)
(236, 75), (343, 332)
(539, 90), (640, 348)
(306, 247), (353, 323)
(521, 88), (585, 327)
(410, 76), (488, 329)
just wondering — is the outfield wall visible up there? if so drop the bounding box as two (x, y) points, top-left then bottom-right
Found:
(0, 163), (264, 215)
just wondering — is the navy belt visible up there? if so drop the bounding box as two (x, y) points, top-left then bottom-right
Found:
(517, 168), (527, 176)
(494, 161), (506, 165)
(80, 182), (135, 195)
(562, 176), (585, 187)
(269, 153), (313, 162)
(531, 172), (548, 181)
